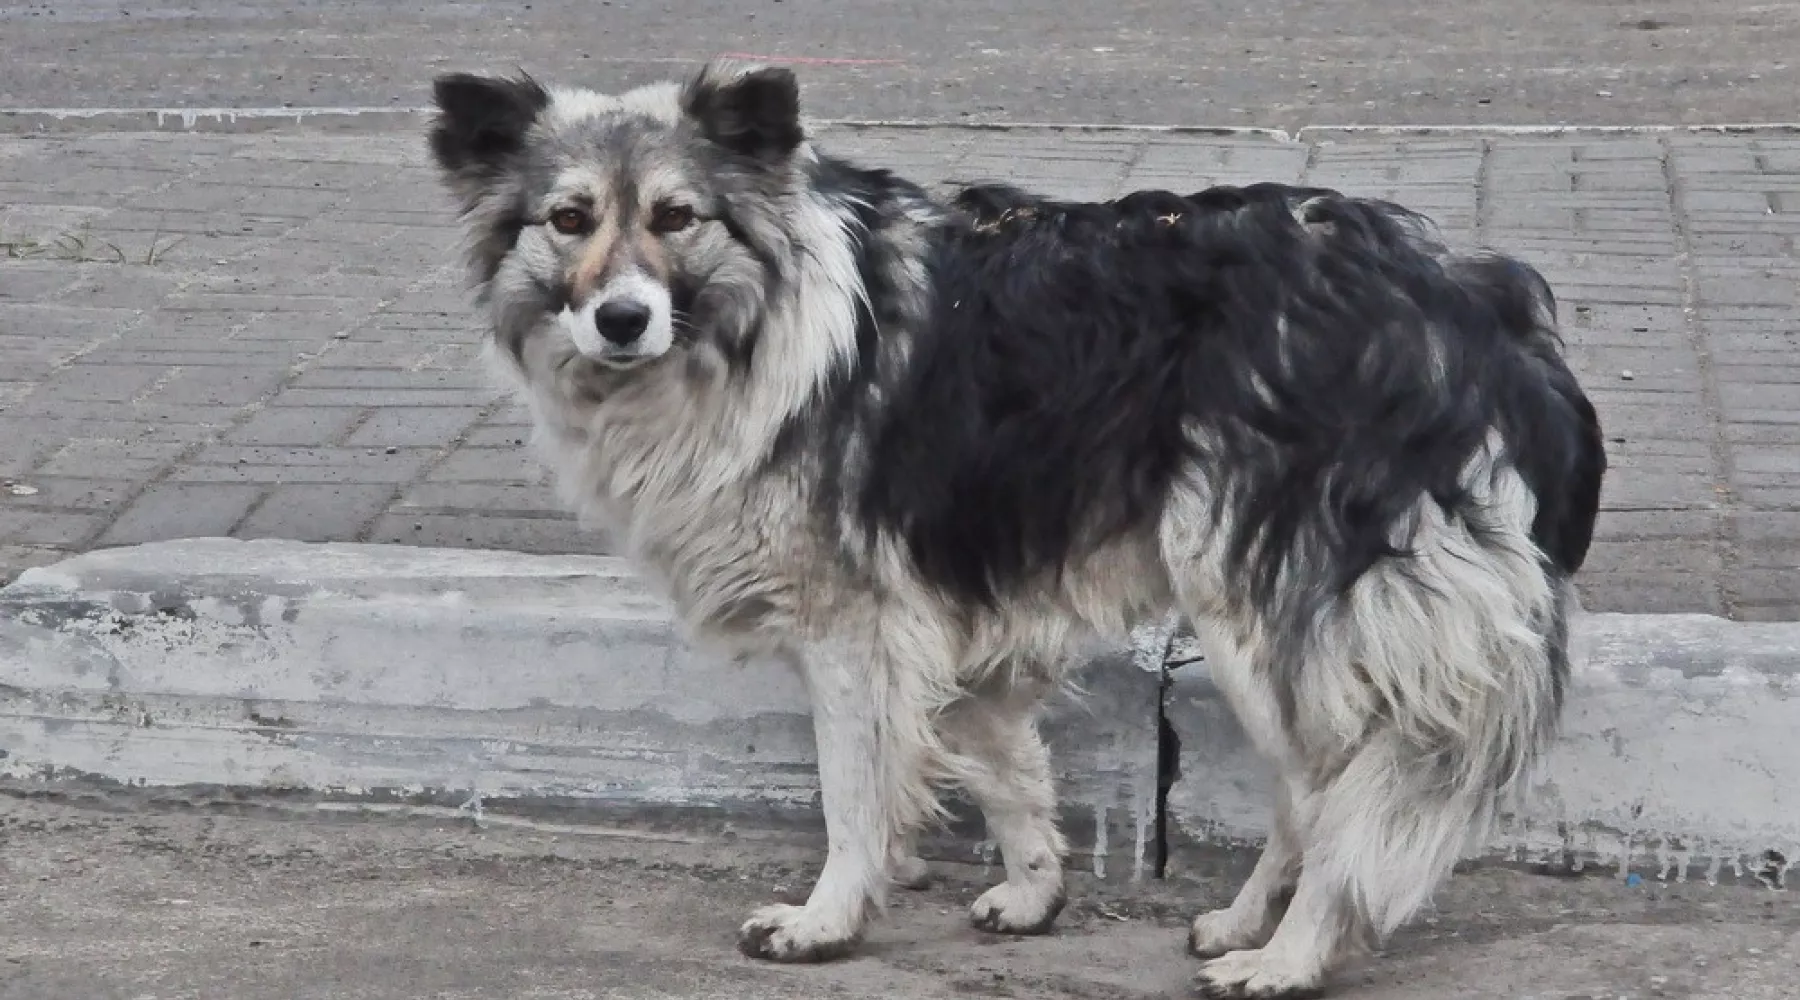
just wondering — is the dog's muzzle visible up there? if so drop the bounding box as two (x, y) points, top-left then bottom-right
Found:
(564, 269), (675, 367)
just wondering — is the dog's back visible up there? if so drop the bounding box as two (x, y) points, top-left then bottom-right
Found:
(867, 180), (1604, 620)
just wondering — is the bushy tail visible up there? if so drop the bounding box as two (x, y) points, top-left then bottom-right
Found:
(1302, 447), (1569, 937)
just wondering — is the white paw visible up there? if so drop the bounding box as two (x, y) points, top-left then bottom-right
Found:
(969, 878), (1066, 935)
(1194, 948), (1326, 999)
(891, 854), (933, 891)
(736, 903), (862, 963)
(1187, 906), (1272, 959)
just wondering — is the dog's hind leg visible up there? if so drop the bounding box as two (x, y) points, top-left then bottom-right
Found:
(1185, 621), (1348, 998)
(1188, 779), (1301, 959)
(1208, 622), (1557, 996)
(1192, 833), (1351, 1000)
(737, 632), (949, 963)
(940, 677), (1068, 936)
(889, 830), (933, 890)
(1196, 727), (1494, 999)
(1185, 627), (1305, 960)
(1200, 465), (1565, 996)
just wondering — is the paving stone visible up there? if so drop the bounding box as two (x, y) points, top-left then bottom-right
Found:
(233, 483), (397, 542)
(0, 127), (1794, 618)
(96, 483), (266, 545)
(1579, 573), (1724, 616)
(0, 509), (107, 547)
(365, 511), (613, 555)
(425, 447), (548, 485)
(1582, 538), (1725, 577)
(28, 365), (167, 403)
(36, 439), (189, 479)
(1736, 510), (1800, 542)
(343, 407), (481, 449)
(392, 481), (565, 516)
(1728, 422), (1800, 446)
(1593, 508), (1722, 541)
(462, 425), (535, 448)
(150, 365), (293, 407)
(224, 406), (366, 446)
(1728, 569), (1800, 607)
(0, 476), (133, 512)
(290, 368), (494, 391)
(267, 387), (501, 408)
(170, 445), (439, 485)
(1734, 476), (1800, 507)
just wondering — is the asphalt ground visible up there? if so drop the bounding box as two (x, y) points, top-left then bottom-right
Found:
(2, 0), (1798, 128)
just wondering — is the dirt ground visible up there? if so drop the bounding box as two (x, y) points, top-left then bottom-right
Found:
(1, 795), (1794, 999)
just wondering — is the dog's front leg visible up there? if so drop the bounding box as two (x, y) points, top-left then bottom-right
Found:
(738, 637), (930, 962)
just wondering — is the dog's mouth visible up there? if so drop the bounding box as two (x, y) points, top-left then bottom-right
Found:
(593, 353), (660, 371)
(554, 346), (666, 378)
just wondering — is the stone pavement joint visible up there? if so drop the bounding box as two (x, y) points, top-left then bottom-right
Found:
(1, 126), (1797, 618)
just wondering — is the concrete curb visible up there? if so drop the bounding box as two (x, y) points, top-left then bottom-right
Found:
(1164, 613), (1800, 887)
(6, 105), (1800, 138)
(0, 538), (1162, 880)
(2, 539), (1796, 889)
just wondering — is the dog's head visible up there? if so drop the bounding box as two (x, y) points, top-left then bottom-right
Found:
(428, 60), (806, 372)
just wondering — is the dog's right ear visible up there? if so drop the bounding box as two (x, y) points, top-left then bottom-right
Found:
(428, 72), (550, 181)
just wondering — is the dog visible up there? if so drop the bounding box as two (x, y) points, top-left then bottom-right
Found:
(427, 59), (1605, 999)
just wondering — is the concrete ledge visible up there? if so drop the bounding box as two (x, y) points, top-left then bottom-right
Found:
(1164, 613), (1800, 887)
(4, 538), (1796, 888)
(0, 538), (1161, 879)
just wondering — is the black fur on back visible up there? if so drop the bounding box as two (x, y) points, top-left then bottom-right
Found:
(810, 173), (1605, 617)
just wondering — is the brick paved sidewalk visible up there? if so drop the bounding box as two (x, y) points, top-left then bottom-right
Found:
(1, 126), (1796, 618)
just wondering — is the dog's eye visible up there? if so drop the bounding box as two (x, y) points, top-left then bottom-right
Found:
(649, 203), (696, 234)
(549, 208), (590, 235)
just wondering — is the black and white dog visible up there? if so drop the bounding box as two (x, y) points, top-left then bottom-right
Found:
(428, 59), (1605, 998)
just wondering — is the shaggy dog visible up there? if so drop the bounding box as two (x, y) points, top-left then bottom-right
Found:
(427, 59), (1605, 998)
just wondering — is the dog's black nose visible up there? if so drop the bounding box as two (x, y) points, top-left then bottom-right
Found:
(594, 301), (652, 345)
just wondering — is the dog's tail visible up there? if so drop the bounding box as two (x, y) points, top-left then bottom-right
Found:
(1299, 437), (1572, 938)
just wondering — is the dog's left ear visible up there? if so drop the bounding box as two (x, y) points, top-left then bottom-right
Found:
(681, 61), (804, 163)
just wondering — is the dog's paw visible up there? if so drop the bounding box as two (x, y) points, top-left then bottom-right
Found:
(1187, 907), (1272, 960)
(969, 879), (1067, 935)
(1193, 949), (1326, 999)
(891, 854), (934, 891)
(736, 903), (862, 963)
